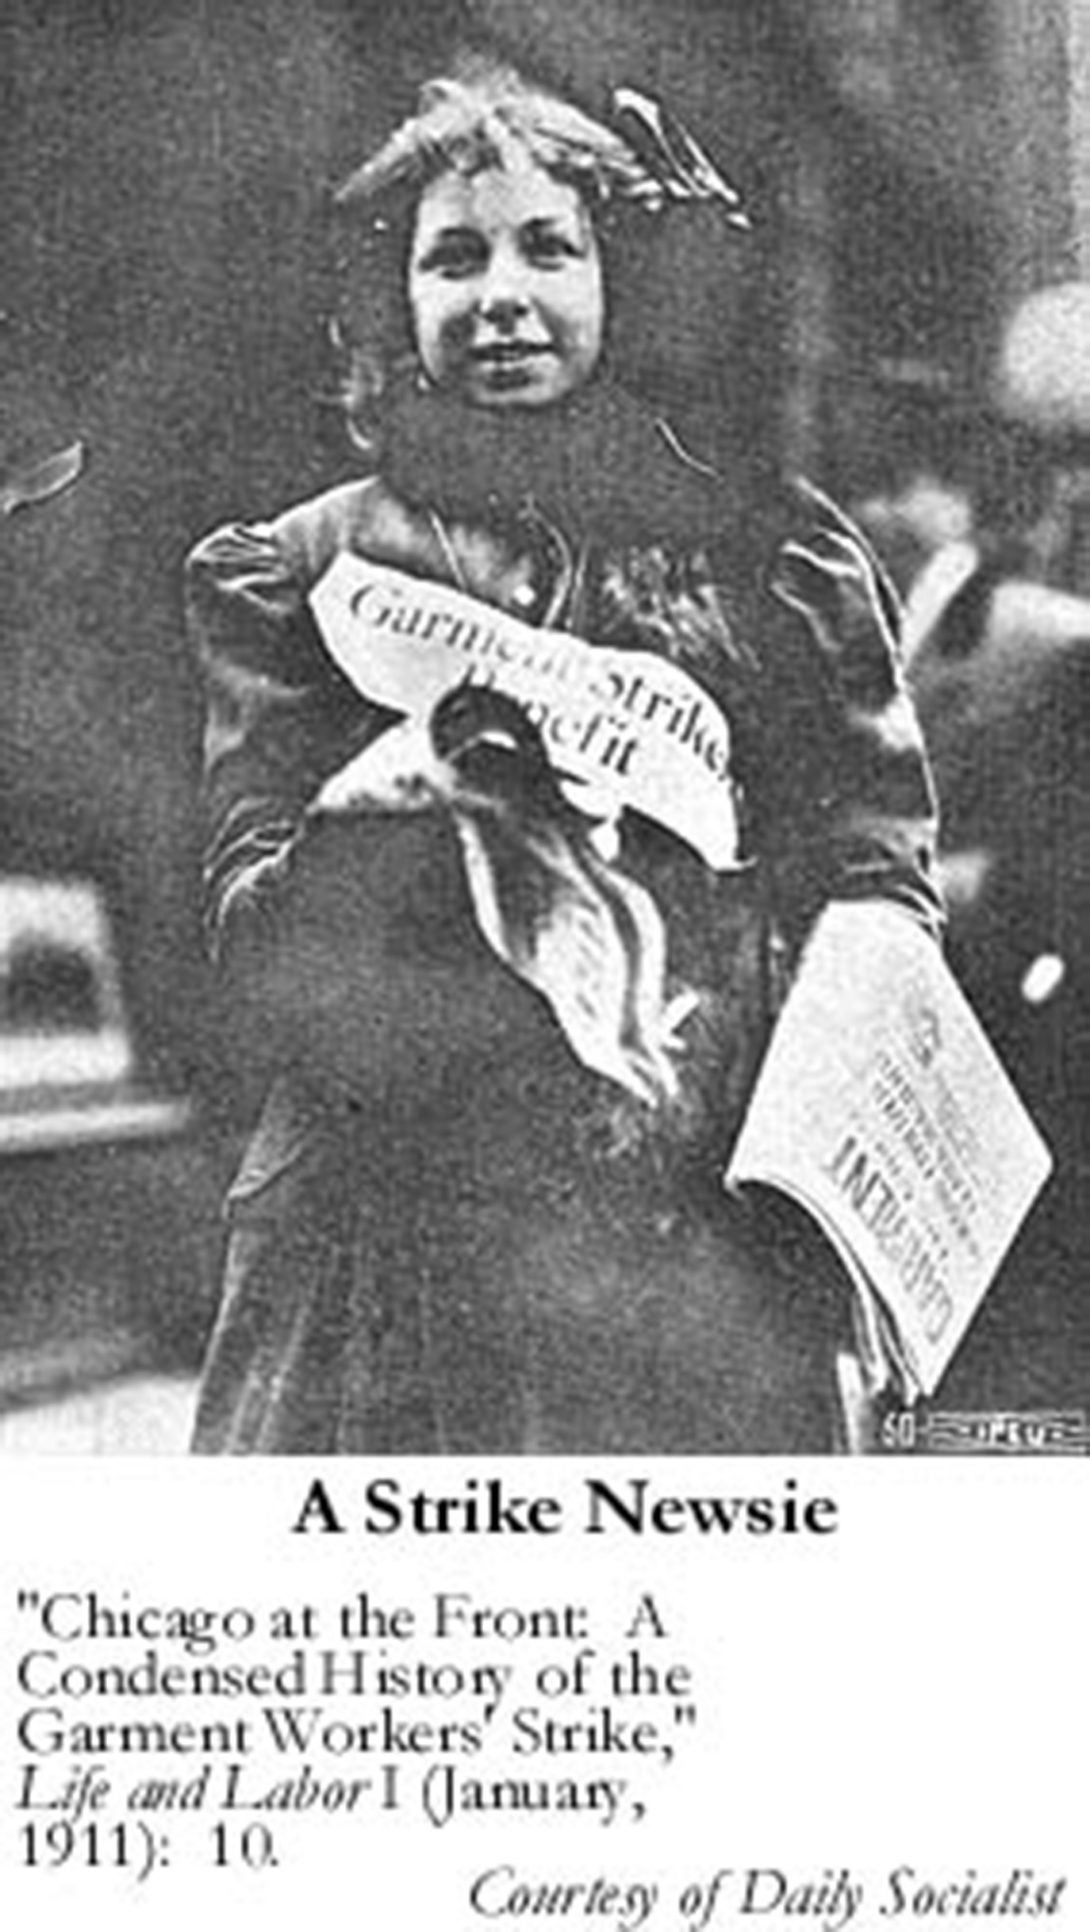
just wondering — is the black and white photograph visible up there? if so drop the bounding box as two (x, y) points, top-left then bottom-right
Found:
(1, 0), (1086, 1922)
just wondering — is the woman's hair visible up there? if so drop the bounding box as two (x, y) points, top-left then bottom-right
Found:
(336, 57), (653, 213)
(330, 57), (748, 454)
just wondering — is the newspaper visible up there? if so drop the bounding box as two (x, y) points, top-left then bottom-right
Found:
(725, 900), (1053, 1397)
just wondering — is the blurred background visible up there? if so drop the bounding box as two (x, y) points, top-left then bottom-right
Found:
(1, 0), (1087, 1448)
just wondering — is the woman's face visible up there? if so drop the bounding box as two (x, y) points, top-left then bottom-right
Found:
(408, 152), (604, 410)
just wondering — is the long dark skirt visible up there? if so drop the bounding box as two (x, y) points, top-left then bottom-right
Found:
(191, 1066), (851, 1456)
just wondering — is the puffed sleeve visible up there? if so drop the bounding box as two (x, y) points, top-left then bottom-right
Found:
(185, 511), (385, 963)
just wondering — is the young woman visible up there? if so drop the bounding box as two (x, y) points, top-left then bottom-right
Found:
(187, 60), (940, 1454)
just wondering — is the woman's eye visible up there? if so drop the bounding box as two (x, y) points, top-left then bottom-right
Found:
(418, 235), (486, 278)
(524, 228), (578, 267)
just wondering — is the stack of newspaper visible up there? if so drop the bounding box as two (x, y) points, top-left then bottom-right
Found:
(726, 900), (1053, 1415)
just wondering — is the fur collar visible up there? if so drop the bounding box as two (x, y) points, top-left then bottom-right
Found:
(378, 374), (747, 553)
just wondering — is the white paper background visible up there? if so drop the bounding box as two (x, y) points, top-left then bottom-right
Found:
(2, 1458), (1084, 1929)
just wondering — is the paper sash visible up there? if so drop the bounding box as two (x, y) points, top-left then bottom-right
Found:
(309, 554), (738, 870)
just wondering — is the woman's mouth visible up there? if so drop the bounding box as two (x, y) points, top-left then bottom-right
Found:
(467, 345), (552, 386)
(471, 342), (552, 368)
(467, 343), (554, 395)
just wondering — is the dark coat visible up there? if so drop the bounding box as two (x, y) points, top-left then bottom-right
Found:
(186, 450), (939, 1454)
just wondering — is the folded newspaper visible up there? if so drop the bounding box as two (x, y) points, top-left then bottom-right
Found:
(725, 900), (1053, 1398)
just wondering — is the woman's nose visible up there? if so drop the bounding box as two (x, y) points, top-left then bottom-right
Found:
(476, 250), (530, 326)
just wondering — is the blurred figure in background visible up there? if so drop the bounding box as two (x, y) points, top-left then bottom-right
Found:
(876, 285), (1090, 1408)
